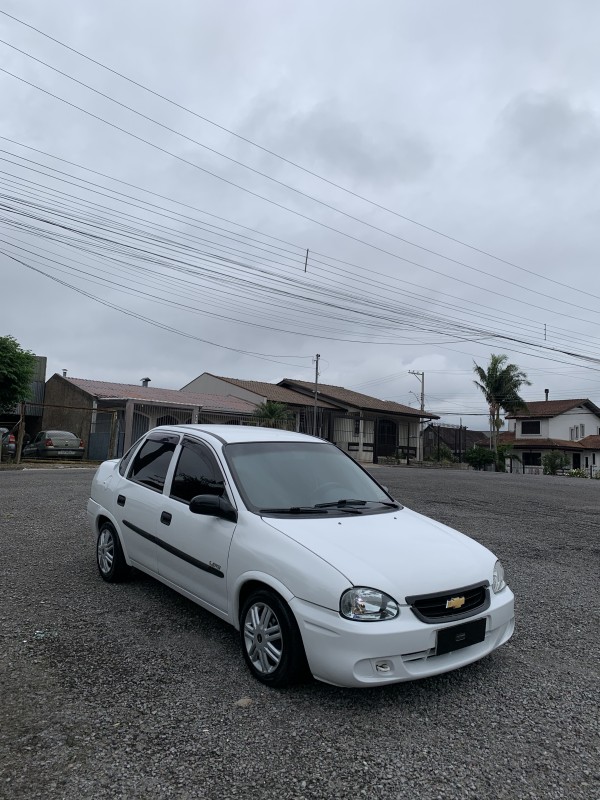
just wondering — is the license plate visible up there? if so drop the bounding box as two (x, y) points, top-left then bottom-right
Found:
(436, 618), (486, 656)
(57, 450), (74, 454)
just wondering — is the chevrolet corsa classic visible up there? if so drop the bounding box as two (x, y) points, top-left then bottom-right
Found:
(87, 425), (514, 688)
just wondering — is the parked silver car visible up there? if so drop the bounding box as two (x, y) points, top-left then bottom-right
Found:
(0, 427), (16, 459)
(23, 430), (85, 459)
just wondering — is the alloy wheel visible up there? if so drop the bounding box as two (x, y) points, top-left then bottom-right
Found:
(243, 601), (283, 674)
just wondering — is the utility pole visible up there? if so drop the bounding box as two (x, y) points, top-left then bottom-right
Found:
(312, 353), (320, 436)
(409, 370), (425, 460)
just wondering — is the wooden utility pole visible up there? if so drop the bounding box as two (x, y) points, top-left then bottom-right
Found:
(15, 402), (25, 465)
(409, 370), (425, 460)
(312, 353), (320, 436)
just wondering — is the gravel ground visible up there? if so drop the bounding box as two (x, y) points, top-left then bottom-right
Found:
(0, 466), (598, 800)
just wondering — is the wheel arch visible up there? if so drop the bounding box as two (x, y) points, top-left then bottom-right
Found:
(95, 513), (131, 565)
(233, 572), (295, 631)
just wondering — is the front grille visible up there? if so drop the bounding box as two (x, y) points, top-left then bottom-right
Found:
(406, 582), (489, 624)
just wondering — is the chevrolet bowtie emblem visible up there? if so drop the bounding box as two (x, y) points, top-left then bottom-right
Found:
(446, 596), (466, 610)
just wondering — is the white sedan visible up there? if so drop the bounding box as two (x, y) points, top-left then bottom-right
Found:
(87, 425), (514, 688)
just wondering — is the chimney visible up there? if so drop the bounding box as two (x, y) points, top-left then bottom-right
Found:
(544, 389), (549, 401)
(141, 377), (151, 388)
(62, 369), (67, 377)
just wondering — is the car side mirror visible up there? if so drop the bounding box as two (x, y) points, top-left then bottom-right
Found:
(189, 494), (238, 522)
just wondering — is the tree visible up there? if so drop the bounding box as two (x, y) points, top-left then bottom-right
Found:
(542, 450), (569, 476)
(253, 401), (293, 429)
(495, 443), (521, 473)
(473, 354), (531, 454)
(0, 336), (35, 412)
(464, 445), (496, 471)
(0, 336), (35, 464)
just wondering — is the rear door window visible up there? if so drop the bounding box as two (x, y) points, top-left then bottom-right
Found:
(129, 434), (179, 492)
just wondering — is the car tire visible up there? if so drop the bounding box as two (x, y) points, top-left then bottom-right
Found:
(96, 522), (130, 583)
(240, 589), (308, 687)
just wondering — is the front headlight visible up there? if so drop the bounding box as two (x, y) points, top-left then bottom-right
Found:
(340, 587), (399, 621)
(492, 560), (506, 593)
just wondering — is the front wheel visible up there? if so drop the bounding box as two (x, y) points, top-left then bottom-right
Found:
(240, 590), (308, 687)
(96, 522), (130, 582)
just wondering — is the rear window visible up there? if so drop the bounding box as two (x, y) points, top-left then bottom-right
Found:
(47, 431), (77, 438)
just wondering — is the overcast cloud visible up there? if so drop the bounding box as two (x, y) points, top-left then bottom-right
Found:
(2, 0), (600, 427)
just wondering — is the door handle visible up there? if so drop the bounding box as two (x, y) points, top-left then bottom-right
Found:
(160, 511), (172, 526)
(117, 494), (126, 506)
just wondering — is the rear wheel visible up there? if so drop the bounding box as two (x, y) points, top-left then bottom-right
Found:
(97, 522), (130, 582)
(240, 589), (308, 687)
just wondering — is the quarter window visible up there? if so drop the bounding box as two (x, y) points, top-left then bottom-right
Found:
(171, 438), (227, 503)
(129, 438), (176, 492)
(521, 420), (540, 435)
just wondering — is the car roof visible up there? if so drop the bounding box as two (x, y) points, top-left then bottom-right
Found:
(150, 424), (325, 446)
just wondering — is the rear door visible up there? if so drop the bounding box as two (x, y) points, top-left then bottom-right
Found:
(156, 437), (237, 615)
(114, 431), (179, 574)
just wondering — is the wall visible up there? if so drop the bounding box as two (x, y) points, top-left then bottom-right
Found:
(42, 375), (94, 442)
(548, 409), (600, 440)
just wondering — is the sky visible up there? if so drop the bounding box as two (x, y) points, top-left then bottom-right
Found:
(2, 0), (600, 428)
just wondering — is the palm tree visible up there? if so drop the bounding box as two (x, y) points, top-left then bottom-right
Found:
(253, 400), (293, 429)
(473, 354), (531, 454)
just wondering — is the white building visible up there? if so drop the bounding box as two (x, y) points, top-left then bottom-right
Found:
(500, 398), (600, 475)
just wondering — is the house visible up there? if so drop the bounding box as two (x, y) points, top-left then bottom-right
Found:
(279, 378), (438, 462)
(181, 373), (340, 433)
(41, 374), (257, 460)
(182, 374), (438, 463)
(500, 398), (600, 475)
(422, 424), (490, 461)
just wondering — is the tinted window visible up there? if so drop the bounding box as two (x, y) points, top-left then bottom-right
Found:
(129, 439), (176, 492)
(171, 439), (226, 503)
(522, 421), (541, 435)
(118, 437), (144, 476)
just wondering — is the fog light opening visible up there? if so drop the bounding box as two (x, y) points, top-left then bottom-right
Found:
(375, 660), (392, 674)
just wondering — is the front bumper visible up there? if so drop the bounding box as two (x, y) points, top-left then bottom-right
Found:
(291, 587), (514, 687)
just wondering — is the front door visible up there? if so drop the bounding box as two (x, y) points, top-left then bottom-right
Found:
(157, 437), (236, 615)
(376, 419), (397, 458)
(572, 453), (581, 469)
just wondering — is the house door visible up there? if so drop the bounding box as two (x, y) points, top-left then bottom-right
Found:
(572, 453), (581, 469)
(376, 419), (397, 458)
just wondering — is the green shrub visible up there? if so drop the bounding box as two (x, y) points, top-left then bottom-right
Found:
(542, 450), (570, 475)
(464, 445), (495, 471)
(567, 468), (588, 479)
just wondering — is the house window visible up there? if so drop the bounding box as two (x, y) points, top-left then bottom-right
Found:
(521, 420), (540, 435)
(522, 452), (541, 467)
(593, 454), (596, 466)
(580, 424), (585, 437)
(354, 418), (361, 436)
(585, 457), (589, 468)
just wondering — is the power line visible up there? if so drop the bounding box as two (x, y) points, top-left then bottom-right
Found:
(2, 61), (600, 321)
(0, 7), (595, 306)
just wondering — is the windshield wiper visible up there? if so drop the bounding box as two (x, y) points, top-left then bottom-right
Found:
(314, 499), (366, 508)
(315, 498), (400, 510)
(259, 504), (363, 515)
(259, 506), (328, 515)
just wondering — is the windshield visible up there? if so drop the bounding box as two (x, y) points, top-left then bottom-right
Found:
(224, 441), (394, 514)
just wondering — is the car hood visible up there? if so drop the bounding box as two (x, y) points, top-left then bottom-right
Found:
(262, 507), (495, 601)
